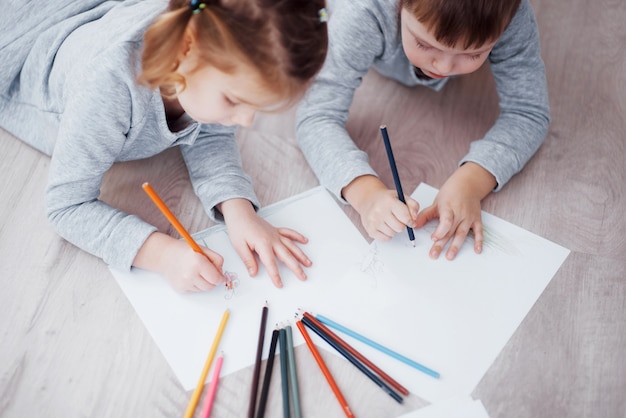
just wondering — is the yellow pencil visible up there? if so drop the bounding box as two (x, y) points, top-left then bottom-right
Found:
(184, 309), (230, 418)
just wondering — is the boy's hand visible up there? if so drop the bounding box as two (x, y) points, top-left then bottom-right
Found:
(134, 232), (225, 293)
(220, 198), (312, 288)
(343, 175), (419, 242)
(414, 162), (496, 260)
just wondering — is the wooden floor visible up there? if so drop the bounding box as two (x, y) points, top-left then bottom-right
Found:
(1, 0), (625, 416)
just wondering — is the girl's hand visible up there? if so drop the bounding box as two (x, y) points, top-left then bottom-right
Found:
(343, 175), (419, 242)
(134, 232), (225, 293)
(414, 163), (497, 260)
(220, 199), (312, 288)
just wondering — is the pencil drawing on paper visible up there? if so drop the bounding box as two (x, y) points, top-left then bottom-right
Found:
(358, 242), (385, 287)
(224, 271), (239, 300)
(421, 221), (521, 256)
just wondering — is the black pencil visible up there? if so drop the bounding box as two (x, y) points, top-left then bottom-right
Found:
(256, 328), (279, 418)
(248, 303), (269, 418)
(301, 315), (404, 404)
(380, 125), (416, 246)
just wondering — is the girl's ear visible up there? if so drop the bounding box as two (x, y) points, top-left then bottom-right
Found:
(181, 31), (194, 57)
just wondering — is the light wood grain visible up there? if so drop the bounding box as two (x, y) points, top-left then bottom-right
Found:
(1, 0), (625, 416)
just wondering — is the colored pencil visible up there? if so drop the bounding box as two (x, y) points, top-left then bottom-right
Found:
(199, 352), (224, 418)
(248, 304), (269, 418)
(315, 313), (440, 379)
(184, 309), (231, 418)
(380, 125), (416, 246)
(296, 320), (355, 418)
(301, 315), (404, 404)
(302, 312), (409, 396)
(142, 182), (206, 255)
(284, 325), (302, 418)
(278, 327), (290, 418)
(256, 328), (279, 418)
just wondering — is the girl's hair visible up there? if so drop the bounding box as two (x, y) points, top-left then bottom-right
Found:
(400, 0), (522, 49)
(138, 0), (328, 104)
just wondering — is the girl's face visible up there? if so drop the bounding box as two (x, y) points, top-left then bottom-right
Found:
(400, 8), (496, 79)
(176, 59), (280, 127)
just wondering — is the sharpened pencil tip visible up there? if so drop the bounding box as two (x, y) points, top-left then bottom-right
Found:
(411, 240), (415, 247)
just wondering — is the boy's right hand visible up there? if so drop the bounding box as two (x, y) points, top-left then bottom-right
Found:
(342, 175), (419, 242)
(134, 232), (225, 293)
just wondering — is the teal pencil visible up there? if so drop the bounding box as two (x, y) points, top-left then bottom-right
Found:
(285, 325), (302, 418)
(278, 328), (290, 418)
(315, 314), (440, 379)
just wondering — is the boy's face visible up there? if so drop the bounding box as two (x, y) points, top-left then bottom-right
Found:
(400, 8), (496, 79)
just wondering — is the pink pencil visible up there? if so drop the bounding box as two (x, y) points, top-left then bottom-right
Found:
(200, 352), (224, 418)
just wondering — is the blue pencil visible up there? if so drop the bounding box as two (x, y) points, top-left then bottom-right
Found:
(315, 314), (440, 379)
(380, 125), (416, 246)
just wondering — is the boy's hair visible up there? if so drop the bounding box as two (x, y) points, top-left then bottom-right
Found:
(400, 0), (522, 49)
(139, 0), (328, 103)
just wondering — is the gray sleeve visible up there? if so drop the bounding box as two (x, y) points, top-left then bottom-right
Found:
(460, 0), (550, 190)
(180, 124), (259, 222)
(296, 3), (384, 202)
(46, 69), (156, 271)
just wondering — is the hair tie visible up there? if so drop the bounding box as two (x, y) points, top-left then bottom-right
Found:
(318, 8), (328, 23)
(190, 0), (206, 14)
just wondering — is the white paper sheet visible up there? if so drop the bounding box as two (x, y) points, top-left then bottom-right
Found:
(397, 396), (490, 418)
(110, 183), (569, 405)
(312, 183), (570, 403)
(110, 186), (370, 390)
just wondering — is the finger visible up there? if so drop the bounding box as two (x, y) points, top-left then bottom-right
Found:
(257, 247), (283, 288)
(233, 242), (259, 276)
(414, 204), (438, 228)
(390, 201), (415, 231)
(280, 236), (312, 268)
(277, 227), (309, 244)
(445, 222), (471, 260)
(275, 242), (307, 281)
(429, 236), (450, 259)
(376, 222), (398, 240)
(201, 248), (224, 272)
(431, 209), (454, 241)
(369, 228), (393, 242)
(471, 221), (484, 254)
(404, 196), (420, 223)
(195, 277), (217, 292)
(197, 259), (226, 287)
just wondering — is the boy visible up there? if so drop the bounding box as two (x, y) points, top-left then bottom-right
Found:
(296, 0), (549, 260)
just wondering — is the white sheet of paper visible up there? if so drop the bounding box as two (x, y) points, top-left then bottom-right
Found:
(111, 183), (569, 406)
(397, 396), (490, 418)
(314, 183), (570, 403)
(110, 186), (369, 390)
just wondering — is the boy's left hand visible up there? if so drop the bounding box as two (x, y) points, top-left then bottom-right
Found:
(220, 198), (312, 288)
(414, 162), (496, 260)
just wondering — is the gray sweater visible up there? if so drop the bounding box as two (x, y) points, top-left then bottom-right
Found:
(296, 0), (550, 200)
(0, 0), (259, 270)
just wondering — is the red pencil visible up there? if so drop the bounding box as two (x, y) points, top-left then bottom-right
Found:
(302, 311), (409, 396)
(296, 320), (355, 418)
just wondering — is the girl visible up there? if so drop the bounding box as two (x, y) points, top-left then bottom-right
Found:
(0, 0), (328, 292)
(296, 0), (549, 260)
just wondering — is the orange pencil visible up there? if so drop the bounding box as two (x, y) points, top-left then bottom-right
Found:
(142, 182), (204, 254)
(296, 320), (355, 418)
